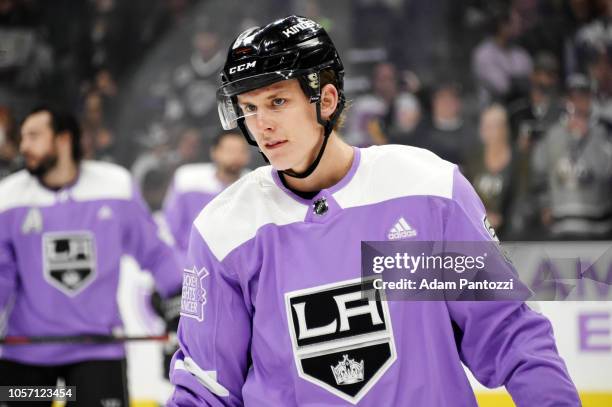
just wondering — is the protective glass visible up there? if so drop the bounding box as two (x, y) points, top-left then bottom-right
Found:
(217, 71), (299, 130)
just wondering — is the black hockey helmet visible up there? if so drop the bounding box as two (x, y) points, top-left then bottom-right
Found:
(217, 15), (345, 178)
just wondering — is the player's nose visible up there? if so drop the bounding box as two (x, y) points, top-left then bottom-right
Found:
(254, 108), (275, 133)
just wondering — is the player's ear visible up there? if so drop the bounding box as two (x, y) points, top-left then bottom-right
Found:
(53, 130), (77, 163)
(56, 130), (72, 152)
(56, 130), (70, 143)
(320, 84), (338, 121)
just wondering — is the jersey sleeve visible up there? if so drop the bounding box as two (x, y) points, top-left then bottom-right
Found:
(122, 182), (182, 298)
(0, 211), (18, 314)
(168, 227), (252, 406)
(444, 167), (580, 406)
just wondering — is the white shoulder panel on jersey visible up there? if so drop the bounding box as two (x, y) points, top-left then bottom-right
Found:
(194, 166), (307, 262)
(71, 161), (133, 201)
(0, 170), (55, 213)
(173, 163), (221, 194)
(333, 145), (455, 208)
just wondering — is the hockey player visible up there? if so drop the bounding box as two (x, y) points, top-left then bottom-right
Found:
(157, 130), (250, 378)
(0, 106), (182, 406)
(169, 16), (580, 406)
(163, 130), (250, 256)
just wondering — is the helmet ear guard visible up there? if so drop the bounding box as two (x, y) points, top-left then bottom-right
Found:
(297, 69), (346, 136)
(297, 72), (322, 103)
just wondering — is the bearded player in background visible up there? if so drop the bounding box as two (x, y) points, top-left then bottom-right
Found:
(0, 106), (182, 406)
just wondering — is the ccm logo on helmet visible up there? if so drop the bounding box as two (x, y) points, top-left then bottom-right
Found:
(282, 20), (317, 38)
(229, 61), (257, 74)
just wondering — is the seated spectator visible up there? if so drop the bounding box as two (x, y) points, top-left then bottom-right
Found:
(163, 26), (224, 125)
(509, 52), (565, 152)
(472, 9), (533, 106)
(344, 62), (400, 147)
(370, 92), (422, 146)
(531, 74), (612, 239)
(131, 123), (175, 208)
(81, 90), (116, 162)
(466, 104), (517, 239)
(508, 53), (565, 236)
(564, 0), (611, 123)
(415, 80), (477, 168)
(589, 50), (612, 122)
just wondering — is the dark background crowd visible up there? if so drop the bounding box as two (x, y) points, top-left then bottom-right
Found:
(1, 0), (611, 240)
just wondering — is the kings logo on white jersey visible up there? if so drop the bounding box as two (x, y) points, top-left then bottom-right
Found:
(285, 278), (396, 404)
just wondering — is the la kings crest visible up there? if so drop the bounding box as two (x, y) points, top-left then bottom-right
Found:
(285, 278), (396, 404)
(42, 231), (97, 296)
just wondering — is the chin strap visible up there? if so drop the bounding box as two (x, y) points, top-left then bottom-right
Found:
(281, 94), (345, 179)
(279, 102), (333, 179)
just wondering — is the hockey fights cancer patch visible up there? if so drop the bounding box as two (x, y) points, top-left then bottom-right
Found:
(42, 231), (97, 296)
(285, 278), (396, 404)
(180, 265), (209, 322)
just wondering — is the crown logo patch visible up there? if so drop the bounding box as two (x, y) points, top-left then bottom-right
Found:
(331, 355), (365, 385)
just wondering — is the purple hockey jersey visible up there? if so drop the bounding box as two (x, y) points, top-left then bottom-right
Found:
(0, 161), (182, 365)
(169, 145), (579, 406)
(163, 163), (231, 254)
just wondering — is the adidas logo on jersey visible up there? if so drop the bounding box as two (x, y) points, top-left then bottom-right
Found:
(387, 217), (417, 240)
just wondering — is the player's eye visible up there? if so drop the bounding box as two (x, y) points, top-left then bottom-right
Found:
(272, 98), (286, 107)
(242, 104), (256, 113)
